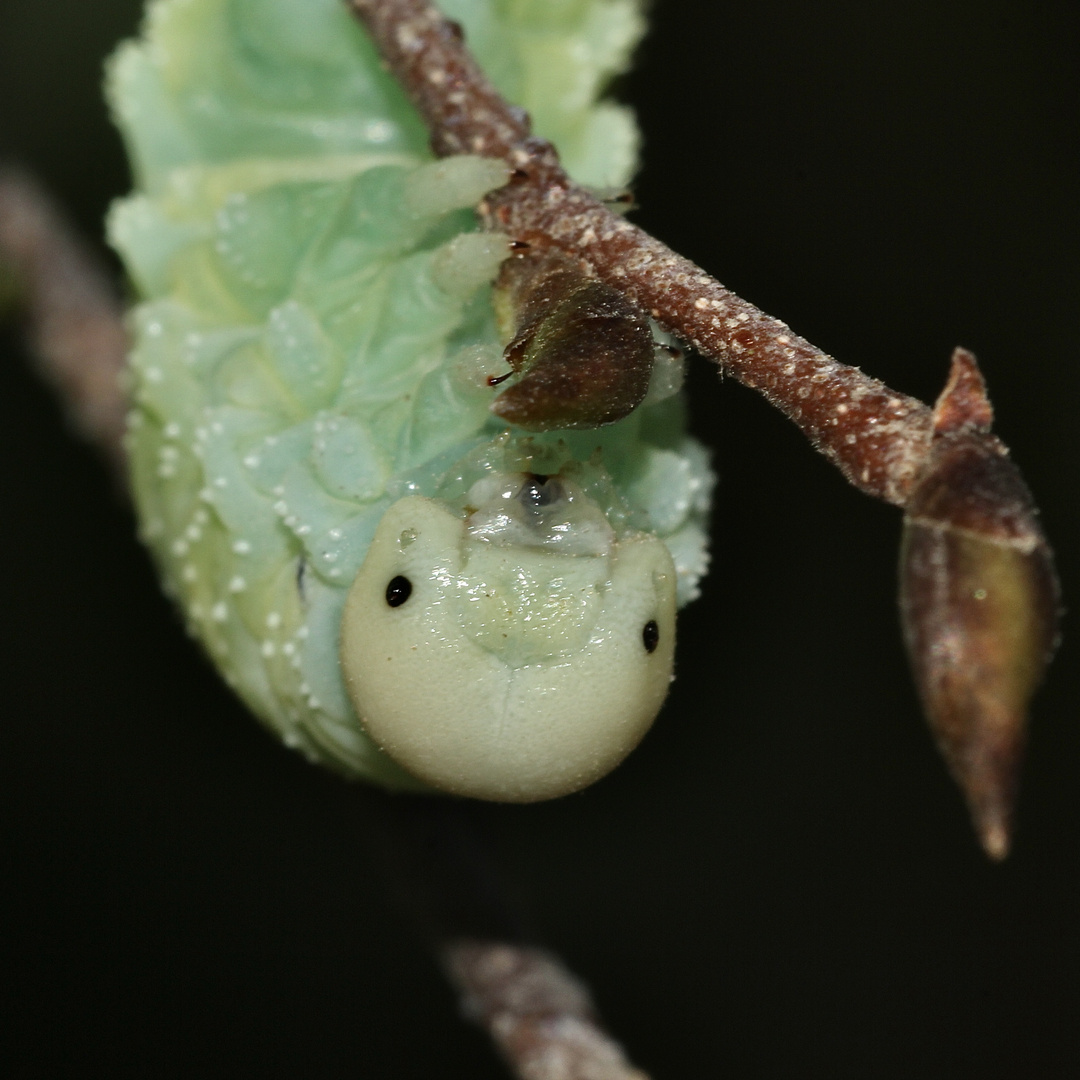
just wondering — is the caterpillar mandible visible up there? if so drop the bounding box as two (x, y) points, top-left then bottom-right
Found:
(107, 0), (713, 800)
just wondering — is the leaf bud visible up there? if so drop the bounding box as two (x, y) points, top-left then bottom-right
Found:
(900, 349), (1059, 859)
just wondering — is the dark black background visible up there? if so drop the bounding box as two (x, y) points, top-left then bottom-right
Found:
(2, 1), (1078, 1076)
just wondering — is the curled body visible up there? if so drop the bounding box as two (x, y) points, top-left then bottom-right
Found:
(108, 0), (713, 797)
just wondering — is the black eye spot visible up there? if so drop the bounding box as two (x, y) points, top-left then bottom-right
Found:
(386, 575), (412, 607)
(642, 619), (659, 653)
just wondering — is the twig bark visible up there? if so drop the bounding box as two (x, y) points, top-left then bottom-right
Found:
(347, 0), (934, 506)
(443, 941), (648, 1080)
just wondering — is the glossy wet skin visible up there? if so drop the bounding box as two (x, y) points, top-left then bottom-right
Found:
(340, 474), (677, 800)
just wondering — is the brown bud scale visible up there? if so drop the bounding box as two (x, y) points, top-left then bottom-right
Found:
(490, 250), (655, 430)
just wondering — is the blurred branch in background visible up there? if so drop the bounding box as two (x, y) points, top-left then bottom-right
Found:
(0, 170), (127, 473)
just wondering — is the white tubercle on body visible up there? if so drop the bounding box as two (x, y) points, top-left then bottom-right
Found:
(340, 474), (677, 801)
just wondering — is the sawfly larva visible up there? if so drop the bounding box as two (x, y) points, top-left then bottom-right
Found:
(107, 0), (713, 799)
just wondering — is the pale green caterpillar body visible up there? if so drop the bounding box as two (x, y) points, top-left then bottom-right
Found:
(107, 0), (713, 798)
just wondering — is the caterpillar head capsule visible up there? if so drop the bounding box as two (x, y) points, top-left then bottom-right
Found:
(340, 476), (677, 801)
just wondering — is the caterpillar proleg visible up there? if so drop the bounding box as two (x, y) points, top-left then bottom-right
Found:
(107, 0), (713, 798)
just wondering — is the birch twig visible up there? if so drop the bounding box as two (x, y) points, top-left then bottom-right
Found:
(346, 0), (1060, 859)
